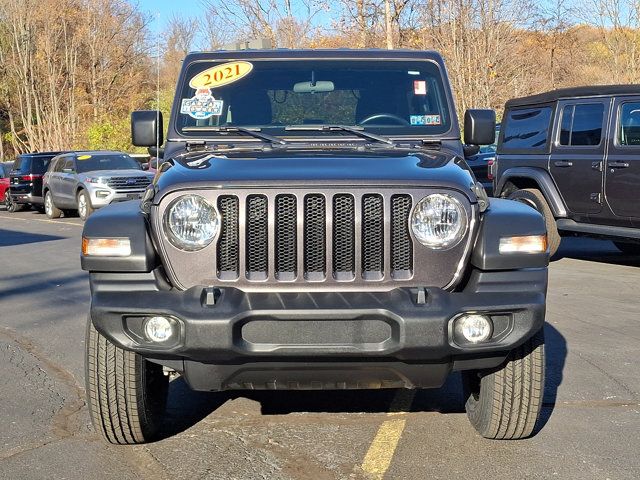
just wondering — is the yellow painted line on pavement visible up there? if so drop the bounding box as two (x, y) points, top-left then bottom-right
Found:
(360, 389), (415, 479)
(0, 214), (83, 227)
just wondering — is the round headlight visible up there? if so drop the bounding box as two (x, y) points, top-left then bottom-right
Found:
(164, 194), (219, 251)
(411, 194), (468, 249)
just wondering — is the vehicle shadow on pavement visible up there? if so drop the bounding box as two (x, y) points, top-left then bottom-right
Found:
(158, 323), (567, 440)
(0, 228), (66, 247)
(552, 237), (640, 268)
(536, 322), (567, 433)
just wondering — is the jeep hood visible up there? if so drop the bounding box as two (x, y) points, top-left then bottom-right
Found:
(155, 149), (477, 200)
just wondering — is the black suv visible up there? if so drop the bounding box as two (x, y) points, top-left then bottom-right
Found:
(493, 86), (640, 255)
(81, 49), (549, 444)
(6, 152), (65, 212)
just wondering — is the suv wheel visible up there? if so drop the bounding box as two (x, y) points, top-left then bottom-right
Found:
(77, 190), (94, 220)
(508, 188), (560, 256)
(613, 241), (640, 256)
(5, 193), (22, 213)
(44, 191), (62, 219)
(85, 318), (169, 444)
(463, 328), (545, 440)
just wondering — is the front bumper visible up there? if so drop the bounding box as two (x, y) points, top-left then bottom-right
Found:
(90, 268), (547, 390)
(85, 183), (146, 208)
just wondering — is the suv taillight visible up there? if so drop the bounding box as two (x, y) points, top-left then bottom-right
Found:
(487, 159), (495, 180)
(20, 174), (41, 181)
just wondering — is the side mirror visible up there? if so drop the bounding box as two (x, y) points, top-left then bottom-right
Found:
(131, 110), (163, 147)
(464, 109), (496, 145)
(147, 146), (165, 159)
(463, 144), (480, 158)
(141, 163), (149, 171)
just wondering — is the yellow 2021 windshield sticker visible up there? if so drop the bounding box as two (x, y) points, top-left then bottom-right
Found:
(189, 61), (254, 89)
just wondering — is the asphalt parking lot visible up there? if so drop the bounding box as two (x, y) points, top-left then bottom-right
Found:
(0, 207), (639, 480)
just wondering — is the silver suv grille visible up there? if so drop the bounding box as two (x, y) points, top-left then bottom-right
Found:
(107, 176), (151, 190)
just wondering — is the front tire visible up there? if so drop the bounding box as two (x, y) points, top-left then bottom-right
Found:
(463, 328), (545, 440)
(77, 190), (94, 221)
(614, 241), (640, 256)
(508, 188), (560, 256)
(85, 319), (169, 444)
(44, 191), (62, 218)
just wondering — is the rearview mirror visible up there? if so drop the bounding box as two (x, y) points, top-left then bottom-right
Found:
(131, 110), (163, 147)
(464, 109), (496, 145)
(293, 81), (334, 94)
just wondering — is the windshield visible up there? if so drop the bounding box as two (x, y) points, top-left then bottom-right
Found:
(76, 154), (140, 173)
(176, 59), (452, 138)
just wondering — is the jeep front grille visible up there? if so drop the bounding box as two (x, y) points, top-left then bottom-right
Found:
(213, 191), (412, 282)
(155, 187), (474, 291)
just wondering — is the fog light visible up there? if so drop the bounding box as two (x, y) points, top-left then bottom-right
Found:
(144, 316), (175, 343)
(455, 314), (493, 344)
(96, 190), (110, 198)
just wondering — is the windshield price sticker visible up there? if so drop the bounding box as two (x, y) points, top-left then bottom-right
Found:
(189, 61), (254, 89)
(414, 80), (427, 95)
(181, 88), (223, 120)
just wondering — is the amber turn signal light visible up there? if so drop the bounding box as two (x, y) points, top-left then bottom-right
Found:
(498, 235), (548, 254)
(82, 237), (131, 256)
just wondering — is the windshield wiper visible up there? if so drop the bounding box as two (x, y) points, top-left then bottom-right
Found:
(285, 124), (396, 146)
(182, 126), (288, 145)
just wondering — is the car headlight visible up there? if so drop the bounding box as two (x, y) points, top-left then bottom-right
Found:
(164, 194), (219, 251)
(85, 176), (106, 184)
(411, 193), (468, 249)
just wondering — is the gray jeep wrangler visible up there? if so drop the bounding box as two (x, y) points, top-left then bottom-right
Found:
(81, 49), (549, 444)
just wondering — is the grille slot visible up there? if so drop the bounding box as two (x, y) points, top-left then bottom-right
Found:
(332, 194), (355, 280)
(246, 195), (268, 280)
(362, 194), (384, 279)
(304, 194), (326, 280)
(275, 195), (297, 280)
(391, 195), (413, 278)
(217, 196), (239, 279)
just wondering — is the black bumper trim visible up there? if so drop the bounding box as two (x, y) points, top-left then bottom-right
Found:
(90, 269), (547, 366)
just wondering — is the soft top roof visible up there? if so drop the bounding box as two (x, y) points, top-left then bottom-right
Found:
(505, 84), (640, 109)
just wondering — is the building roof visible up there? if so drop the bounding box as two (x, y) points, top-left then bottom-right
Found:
(505, 85), (640, 108)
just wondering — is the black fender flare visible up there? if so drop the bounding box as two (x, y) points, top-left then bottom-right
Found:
(495, 167), (567, 217)
(81, 200), (158, 272)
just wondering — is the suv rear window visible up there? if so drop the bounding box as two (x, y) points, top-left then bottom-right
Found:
(500, 106), (553, 152)
(15, 155), (55, 174)
(559, 103), (604, 146)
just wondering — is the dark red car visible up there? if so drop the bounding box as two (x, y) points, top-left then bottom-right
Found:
(0, 162), (13, 204)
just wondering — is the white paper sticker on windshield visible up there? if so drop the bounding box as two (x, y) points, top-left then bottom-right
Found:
(414, 80), (427, 95)
(410, 115), (441, 126)
(180, 88), (223, 120)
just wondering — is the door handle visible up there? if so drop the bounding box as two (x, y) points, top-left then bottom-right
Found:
(554, 160), (573, 167)
(607, 161), (630, 168)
